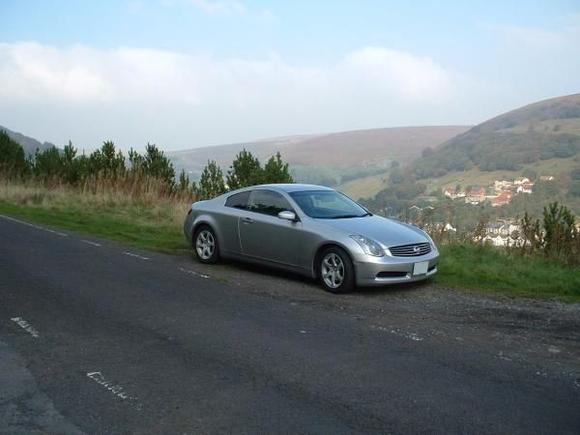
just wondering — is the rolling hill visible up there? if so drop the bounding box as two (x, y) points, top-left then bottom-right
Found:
(0, 125), (55, 155)
(169, 125), (469, 185)
(413, 94), (580, 179)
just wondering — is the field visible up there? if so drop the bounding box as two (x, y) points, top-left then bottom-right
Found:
(1, 181), (578, 302)
(425, 157), (578, 192)
(337, 170), (389, 199)
(339, 156), (579, 201)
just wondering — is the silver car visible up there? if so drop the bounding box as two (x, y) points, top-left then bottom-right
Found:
(184, 184), (439, 293)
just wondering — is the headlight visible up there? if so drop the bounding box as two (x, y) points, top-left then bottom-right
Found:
(350, 235), (385, 257)
(423, 232), (437, 250)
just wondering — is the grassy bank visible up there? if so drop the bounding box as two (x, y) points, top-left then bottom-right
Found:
(1, 181), (578, 301)
(436, 244), (580, 301)
(0, 181), (190, 253)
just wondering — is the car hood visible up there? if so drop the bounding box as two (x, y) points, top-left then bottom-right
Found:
(318, 215), (428, 248)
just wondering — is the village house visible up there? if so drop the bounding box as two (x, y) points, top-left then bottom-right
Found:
(514, 176), (531, 186)
(465, 186), (486, 204)
(494, 180), (514, 192)
(539, 175), (555, 181)
(516, 181), (534, 194)
(482, 234), (509, 247)
(480, 220), (524, 247)
(486, 220), (520, 237)
(491, 191), (513, 207)
(443, 222), (457, 232)
(442, 187), (465, 199)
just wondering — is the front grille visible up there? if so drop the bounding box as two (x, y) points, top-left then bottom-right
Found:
(389, 242), (431, 257)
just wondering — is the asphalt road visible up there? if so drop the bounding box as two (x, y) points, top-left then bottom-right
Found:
(0, 214), (579, 434)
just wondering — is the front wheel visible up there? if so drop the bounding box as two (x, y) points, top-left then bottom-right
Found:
(194, 225), (219, 264)
(318, 247), (355, 293)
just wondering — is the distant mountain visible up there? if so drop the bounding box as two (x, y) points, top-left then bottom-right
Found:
(169, 125), (469, 180)
(0, 125), (56, 155)
(413, 94), (580, 178)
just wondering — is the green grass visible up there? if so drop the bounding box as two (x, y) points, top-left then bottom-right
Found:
(425, 157), (577, 193)
(338, 170), (389, 199)
(436, 243), (580, 302)
(0, 200), (189, 254)
(1, 197), (578, 302)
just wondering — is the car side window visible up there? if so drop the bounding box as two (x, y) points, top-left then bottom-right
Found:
(225, 191), (250, 209)
(247, 190), (294, 217)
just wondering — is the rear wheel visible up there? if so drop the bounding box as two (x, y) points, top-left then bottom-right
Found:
(194, 225), (219, 264)
(318, 247), (355, 293)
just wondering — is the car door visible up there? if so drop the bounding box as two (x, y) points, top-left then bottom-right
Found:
(238, 189), (303, 267)
(220, 190), (251, 255)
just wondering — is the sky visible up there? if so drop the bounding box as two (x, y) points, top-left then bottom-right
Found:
(0, 0), (579, 152)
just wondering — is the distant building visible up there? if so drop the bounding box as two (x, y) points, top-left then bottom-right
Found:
(482, 234), (509, 247)
(465, 187), (486, 204)
(480, 221), (524, 247)
(443, 187), (455, 198)
(494, 180), (514, 192)
(539, 175), (554, 181)
(516, 182), (534, 194)
(491, 191), (513, 207)
(443, 222), (457, 232)
(442, 187), (465, 200)
(514, 177), (531, 186)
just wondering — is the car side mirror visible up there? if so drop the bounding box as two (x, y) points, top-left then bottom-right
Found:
(278, 210), (297, 222)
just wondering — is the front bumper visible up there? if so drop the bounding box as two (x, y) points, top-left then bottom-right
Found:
(353, 250), (439, 287)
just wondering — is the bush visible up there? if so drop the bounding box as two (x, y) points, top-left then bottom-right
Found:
(518, 202), (579, 266)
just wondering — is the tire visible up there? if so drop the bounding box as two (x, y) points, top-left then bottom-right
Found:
(193, 225), (219, 264)
(318, 246), (355, 294)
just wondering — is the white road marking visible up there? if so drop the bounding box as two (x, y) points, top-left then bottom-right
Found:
(86, 371), (141, 409)
(11, 317), (40, 338)
(0, 214), (68, 237)
(178, 267), (210, 279)
(123, 251), (150, 260)
(371, 325), (424, 342)
(81, 239), (102, 247)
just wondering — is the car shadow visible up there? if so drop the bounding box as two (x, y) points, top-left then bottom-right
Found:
(216, 257), (433, 297)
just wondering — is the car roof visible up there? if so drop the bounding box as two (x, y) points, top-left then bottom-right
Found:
(251, 183), (334, 193)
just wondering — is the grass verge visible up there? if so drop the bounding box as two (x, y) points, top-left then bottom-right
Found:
(436, 243), (580, 302)
(0, 181), (190, 253)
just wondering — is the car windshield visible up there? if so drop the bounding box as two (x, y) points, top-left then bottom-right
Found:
(289, 190), (370, 219)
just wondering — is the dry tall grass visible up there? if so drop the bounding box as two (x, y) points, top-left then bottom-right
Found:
(0, 176), (193, 231)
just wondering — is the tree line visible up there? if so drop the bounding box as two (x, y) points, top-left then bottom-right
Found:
(0, 130), (293, 199)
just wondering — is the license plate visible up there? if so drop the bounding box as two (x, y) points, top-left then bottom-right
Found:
(413, 261), (429, 275)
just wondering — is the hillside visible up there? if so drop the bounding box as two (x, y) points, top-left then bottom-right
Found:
(413, 94), (580, 178)
(0, 125), (55, 155)
(169, 126), (469, 183)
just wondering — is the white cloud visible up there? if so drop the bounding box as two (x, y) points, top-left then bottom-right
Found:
(0, 41), (474, 149)
(342, 47), (454, 102)
(0, 42), (456, 106)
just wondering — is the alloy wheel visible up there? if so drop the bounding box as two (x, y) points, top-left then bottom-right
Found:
(321, 252), (345, 289)
(196, 230), (215, 260)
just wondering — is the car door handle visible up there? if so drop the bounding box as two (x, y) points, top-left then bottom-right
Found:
(242, 217), (254, 224)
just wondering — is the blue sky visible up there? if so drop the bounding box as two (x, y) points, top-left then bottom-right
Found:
(1, 0), (579, 150)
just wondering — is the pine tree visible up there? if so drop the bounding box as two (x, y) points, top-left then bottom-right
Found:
(0, 130), (27, 176)
(226, 149), (263, 189)
(199, 160), (226, 199)
(263, 152), (293, 184)
(143, 143), (175, 189)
